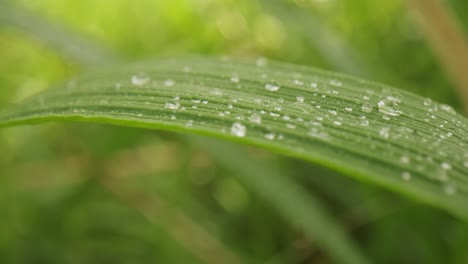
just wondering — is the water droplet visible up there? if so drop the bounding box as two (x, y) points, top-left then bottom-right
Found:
(361, 103), (373, 113)
(328, 110), (337, 115)
(131, 73), (150, 86)
(231, 122), (246, 137)
(165, 102), (180, 110)
(423, 98), (432, 106)
(441, 162), (452, 170)
(164, 79), (175, 87)
(400, 155), (410, 164)
(330, 80), (342, 87)
(264, 133), (275, 140)
(249, 114), (262, 124)
(296, 96), (305, 102)
(230, 75), (240, 83)
(293, 80), (304, 86)
(286, 123), (296, 129)
(265, 83), (280, 91)
(378, 98), (402, 116)
(443, 184), (456, 195)
(440, 104), (456, 115)
(333, 121), (342, 126)
(345, 107), (353, 112)
(256, 57), (268, 67)
(401, 172), (411, 181)
(379, 127), (390, 139)
(360, 119), (369, 126)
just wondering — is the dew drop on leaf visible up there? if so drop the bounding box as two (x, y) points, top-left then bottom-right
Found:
(264, 133), (276, 140)
(440, 104), (456, 115)
(249, 114), (262, 124)
(164, 79), (175, 87)
(378, 97), (402, 117)
(265, 83), (280, 91)
(361, 103), (373, 113)
(131, 73), (150, 86)
(231, 122), (246, 137)
(401, 172), (411, 181)
(230, 75), (240, 83)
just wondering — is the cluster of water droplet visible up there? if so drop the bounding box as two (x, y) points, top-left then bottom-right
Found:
(116, 59), (468, 197)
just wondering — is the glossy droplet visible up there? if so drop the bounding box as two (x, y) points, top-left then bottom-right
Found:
(231, 122), (246, 137)
(230, 75), (240, 83)
(131, 73), (150, 86)
(265, 83), (280, 91)
(256, 57), (268, 67)
(379, 127), (390, 139)
(440, 104), (456, 115)
(164, 79), (175, 87)
(165, 102), (180, 110)
(264, 133), (275, 140)
(249, 114), (262, 124)
(423, 98), (432, 106)
(444, 184), (456, 195)
(330, 80), (342, 87)
(296, 96), (304, 102)
(400, 155), (410, 164)
(441, 162), (452, 170)
(361, 103), (373, 113)
(401, 172), (411, 181)
(378, 97), (402, 116)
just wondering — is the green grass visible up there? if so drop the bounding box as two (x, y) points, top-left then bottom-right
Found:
(1, 0), (468, 263)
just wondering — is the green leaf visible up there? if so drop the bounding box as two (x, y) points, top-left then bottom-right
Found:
(196, 137), (369, 264)
(0, 57), (467, 220)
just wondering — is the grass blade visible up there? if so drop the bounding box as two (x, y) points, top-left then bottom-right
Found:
(196, 137), (369, 264)
(0, 56), (466, 222)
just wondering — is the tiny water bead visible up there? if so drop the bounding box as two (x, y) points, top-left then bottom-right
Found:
(377, 97), (402, 117)
(249, 114), (262, 124)
(230, 75), (240, 83)
(256, 57), (268, 67)
(264, 133), (276, 140)
(440, 104), (457, 115)
(330, 80), (342, 87)
(164, 79), (175, 87)
(131, 73), (150, 86)
(423, 98), (432, 106)
(401, 171), (411, 181)
(361, 103), (373, 113)
(441, 162), (452, 170)
(165, 101), (180, 110)
(231, 122), (246, 137)
(265, 83), (280, 91)
(400, 155), (410, 164)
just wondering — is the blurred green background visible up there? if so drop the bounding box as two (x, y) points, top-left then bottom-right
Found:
(1, 0), (467, 263)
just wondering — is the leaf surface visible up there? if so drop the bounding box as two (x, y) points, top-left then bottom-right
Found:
(0, 56), (467, 222)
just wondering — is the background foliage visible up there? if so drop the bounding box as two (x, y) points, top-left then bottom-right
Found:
(0, 0), (467, 263)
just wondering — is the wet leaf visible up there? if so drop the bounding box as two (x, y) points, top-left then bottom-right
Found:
(0, 56), (467, 222)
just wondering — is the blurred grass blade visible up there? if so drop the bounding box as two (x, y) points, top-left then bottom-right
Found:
(261, 0), (373, 77)
(196, 137), (368, 264)
(0, 56), (467, 222)
(0, 1), (120, 66)
(405, 0), (468, 114)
